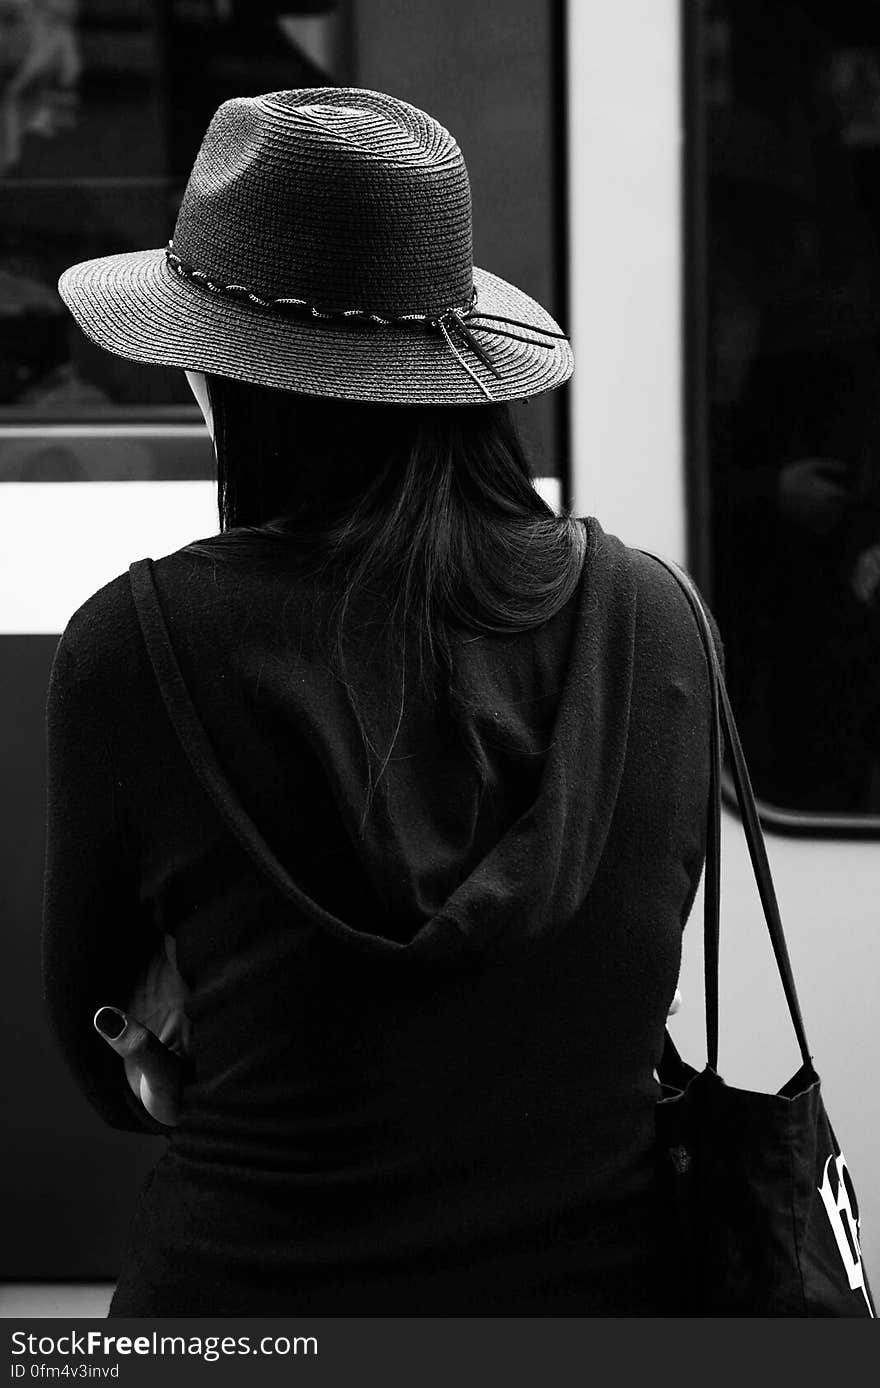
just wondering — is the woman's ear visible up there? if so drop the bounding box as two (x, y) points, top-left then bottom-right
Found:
(184, 369), (215, 443)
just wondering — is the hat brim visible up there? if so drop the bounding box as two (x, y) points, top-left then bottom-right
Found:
(57, 249), (573, 406)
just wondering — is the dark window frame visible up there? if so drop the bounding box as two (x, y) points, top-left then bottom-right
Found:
(681, 0), (880, 839)
(0, 0), (356, 428)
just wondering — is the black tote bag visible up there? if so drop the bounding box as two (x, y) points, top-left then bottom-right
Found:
(641, 550), (876, 1318)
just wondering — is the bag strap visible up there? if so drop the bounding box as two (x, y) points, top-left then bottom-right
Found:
(638, 550), (812, 1070)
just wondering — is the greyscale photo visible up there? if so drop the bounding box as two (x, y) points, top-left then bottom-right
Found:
(1, 0), (877, 1354)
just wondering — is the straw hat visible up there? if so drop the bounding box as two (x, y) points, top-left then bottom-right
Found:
(57, 87), (573, 406)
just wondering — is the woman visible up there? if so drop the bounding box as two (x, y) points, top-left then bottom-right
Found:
(43, 87), (712, 1316)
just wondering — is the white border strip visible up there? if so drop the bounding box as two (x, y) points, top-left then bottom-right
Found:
(0, 474), (562, 634)
(0, 426), (203, 440)
(566, 0), (684, 558)
(0, 481), (217, 635)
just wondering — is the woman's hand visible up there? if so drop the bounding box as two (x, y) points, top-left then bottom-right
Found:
(93, 933), (192, 1128)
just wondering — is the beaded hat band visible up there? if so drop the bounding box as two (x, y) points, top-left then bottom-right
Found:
(58, 87), (574, 406)
(163, 241), (569, 401)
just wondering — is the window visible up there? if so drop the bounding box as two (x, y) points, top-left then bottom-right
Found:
(689, 0), (880, 827)
(0, 0), (349, 479)
(1, 0), (567, 488)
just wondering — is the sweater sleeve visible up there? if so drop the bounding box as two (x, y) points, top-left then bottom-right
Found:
(41, 635), (171, 1137)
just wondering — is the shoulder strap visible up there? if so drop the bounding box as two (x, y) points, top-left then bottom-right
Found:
(127, 557), (395, 956)
(638, 549), (812, 1070)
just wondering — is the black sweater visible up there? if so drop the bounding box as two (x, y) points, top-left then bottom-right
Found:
(42, 517), (713, 1315)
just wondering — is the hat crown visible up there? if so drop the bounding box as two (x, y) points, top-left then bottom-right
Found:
(172, 88), (474, 318)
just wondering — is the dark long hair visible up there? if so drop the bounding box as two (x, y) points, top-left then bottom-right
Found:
(185, 374), (586, 819)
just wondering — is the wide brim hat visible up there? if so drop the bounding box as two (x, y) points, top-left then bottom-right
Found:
(58, 87), (573, 406)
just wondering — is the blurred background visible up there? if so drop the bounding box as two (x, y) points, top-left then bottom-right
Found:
(2, 0), (879, 1317)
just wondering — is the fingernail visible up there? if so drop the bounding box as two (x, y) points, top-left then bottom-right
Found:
(94, 1006), (126, 1039)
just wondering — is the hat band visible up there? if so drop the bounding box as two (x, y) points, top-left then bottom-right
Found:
(164, 242), (568, 401)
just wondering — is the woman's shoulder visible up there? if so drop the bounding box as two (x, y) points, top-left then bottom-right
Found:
(54, 538), (215, 677)
(46, 569), (143, 728)
(583, 517), (721, 667)
(57, 569), (138, 670)
(584, 516), (688, 591)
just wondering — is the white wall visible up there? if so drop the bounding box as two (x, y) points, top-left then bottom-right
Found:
(567, 0), (684, 558)
(567, 0), (879, 1296)
(0, 443), (216, 635)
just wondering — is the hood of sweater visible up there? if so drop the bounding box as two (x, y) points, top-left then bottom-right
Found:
(123, 515), (637, 967)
